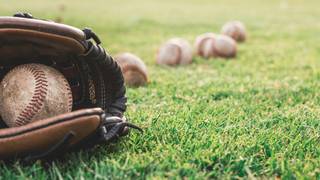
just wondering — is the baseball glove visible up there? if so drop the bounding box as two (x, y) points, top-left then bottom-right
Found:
(0, 13), (142, 161)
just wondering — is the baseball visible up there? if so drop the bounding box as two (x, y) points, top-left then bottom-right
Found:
(0, 63), (73, 127)
(194, 33), (237, 59)
(214, 34), (237, 58)
(114, 52), (148, 87)
(221, 21), (247, 42)
(156, 38), (193, 66)
(194, 33), (217, 59)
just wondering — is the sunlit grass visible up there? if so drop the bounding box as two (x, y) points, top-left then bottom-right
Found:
(1, 0), (320, 179)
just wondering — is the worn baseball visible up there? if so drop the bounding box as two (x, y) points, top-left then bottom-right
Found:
(213, 34), (237, 58)
(195, 33), (237, 59)
(114, 52), (148, 87)
(156, 38), (193, 66)
(0, 63), (73, 127)
(221, 21), (247, 42)
(194, 33), (217, 59)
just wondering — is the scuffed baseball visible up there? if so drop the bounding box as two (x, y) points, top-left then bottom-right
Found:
(156, 38), (193, 66)
(213, 34), (237, 58)
(195, 33), (237, 59)
(115, 53), (148, 87)
(0, 63), (73, 127)
(221, 21), (247, 42)
(194, 33), (217, 59)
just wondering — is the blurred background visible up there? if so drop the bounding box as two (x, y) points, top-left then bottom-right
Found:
(1, 0), (319, 65)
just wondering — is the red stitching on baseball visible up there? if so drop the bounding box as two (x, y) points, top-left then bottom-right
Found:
(168, 43), (182, 65)
(15, 64), (48, 126)
(198, 37), (211, 57)
(175, 44), (182, 65)
(62, 77), (73, 112)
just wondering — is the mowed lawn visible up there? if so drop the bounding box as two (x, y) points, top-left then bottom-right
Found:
(1, 0), (320, 179)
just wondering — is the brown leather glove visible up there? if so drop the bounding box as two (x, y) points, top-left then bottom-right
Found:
(0, 13), (142, 161)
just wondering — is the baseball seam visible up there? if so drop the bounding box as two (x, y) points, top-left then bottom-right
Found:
(168, 43), (182, 65)
(62, 77), (73, 112)
(212, 38), (222, 57)
(15, 65), (48, 126)
(198, 37), (213, 58)
(198, 37), (207, 57)
(174, 44), (182, 65)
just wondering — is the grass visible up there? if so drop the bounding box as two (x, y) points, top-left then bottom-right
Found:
(1, 0), (320, 179)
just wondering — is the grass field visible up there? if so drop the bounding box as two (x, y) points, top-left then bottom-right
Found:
(1, 0), (320, 179)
